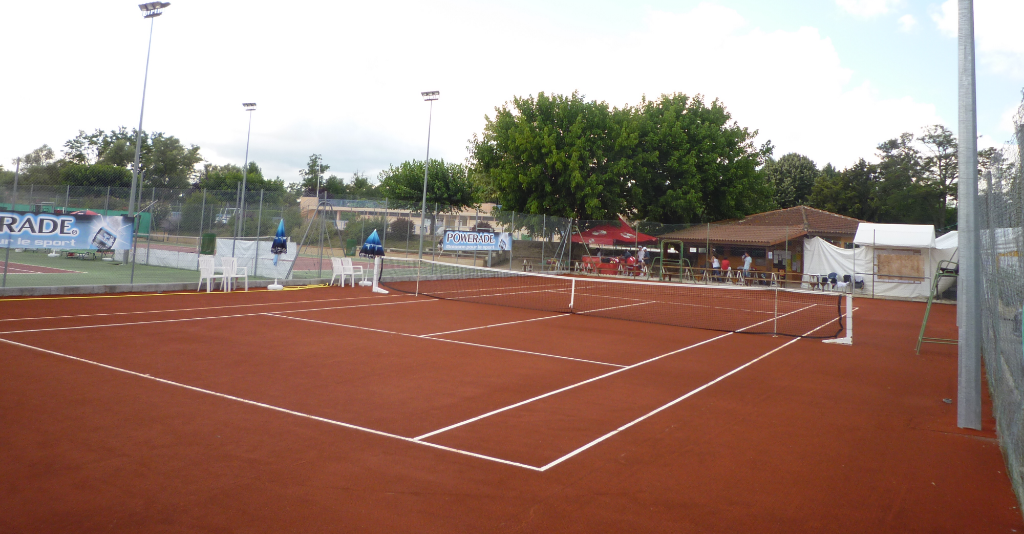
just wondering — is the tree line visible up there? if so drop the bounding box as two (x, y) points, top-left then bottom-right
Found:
(2, 93), (998, 228)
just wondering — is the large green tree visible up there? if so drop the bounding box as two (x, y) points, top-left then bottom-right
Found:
(918, 124), (957, 226)
(873, 133), (943, 224)
(471, 91), (625, 220)
(62, 127), (202, 188)
(298, 154), (330, 195)
(376, 159), (477, 213)
(628, 93), (773, 223)
(762, 152), (818, 209)
(809, 161), (874, 220)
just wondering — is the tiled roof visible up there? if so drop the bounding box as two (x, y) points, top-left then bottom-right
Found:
(659, 225), (807, 247)
(735, 206), (861, 236)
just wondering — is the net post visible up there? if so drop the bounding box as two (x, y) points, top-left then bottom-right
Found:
(823, 291), (854, 345)
(569, 278), (576, 312)
(773, 276), (779, 336)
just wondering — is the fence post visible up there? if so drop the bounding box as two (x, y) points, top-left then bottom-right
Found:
(382, 197), (388, 248)
(2, 158), (21, 288)
(104, 186), (110, 215)
(509, 210), (515, 270)
(254, 189), (264, 277)
(541, 214), (546, 271)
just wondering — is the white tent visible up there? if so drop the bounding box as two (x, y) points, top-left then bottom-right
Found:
(802, 225), (958, 300)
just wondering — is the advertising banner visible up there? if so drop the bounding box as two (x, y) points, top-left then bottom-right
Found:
(441, 230), (512, 251)
(0, 211), (134, 250)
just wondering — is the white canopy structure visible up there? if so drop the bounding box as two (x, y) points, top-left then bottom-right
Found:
(803, 224), (958, 300)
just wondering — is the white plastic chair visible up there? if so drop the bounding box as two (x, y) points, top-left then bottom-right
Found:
(329, 257), (345, 287)
(332, 257), (364, 287)
(198, 255), (219, 292)
(220, 257), (248, 292)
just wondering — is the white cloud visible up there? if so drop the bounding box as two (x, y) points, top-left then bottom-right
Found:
(931, 0), (957, 37)
(0, 0), (946, 180)
(898, 14), (917, 32)
(619, 5), (941, 167)
(835, 0), (902, 17)
(933, 0), (1024, 78)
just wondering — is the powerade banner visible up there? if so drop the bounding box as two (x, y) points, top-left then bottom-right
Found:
(442, 230), (512, 251)
(0, 211), (134, 250)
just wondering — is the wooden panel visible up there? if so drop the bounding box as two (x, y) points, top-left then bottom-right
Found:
(877, 251), (923, 281)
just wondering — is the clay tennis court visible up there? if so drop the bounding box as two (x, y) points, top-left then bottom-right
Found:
(1, 286), (1021, 532)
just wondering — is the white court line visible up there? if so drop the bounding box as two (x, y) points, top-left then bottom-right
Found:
(0, 336), (541, 472)
(0, 299), (434, 335)
(537, 312), (847, 471)
(423, 313), (568, 336)
(0, 294), (404, 323)
(265, 313), (625, 368)
(411, 304), (816, 441)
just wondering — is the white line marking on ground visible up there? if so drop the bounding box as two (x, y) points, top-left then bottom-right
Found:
(265, 313), (625, 368)
(536, 313), (841, 471)
(423, 313), (568, 336)
(0, 294), (402, 323)
(412, 304), (816, 441)
(0, 337), (541, 471)
(0, 299), (433, 335)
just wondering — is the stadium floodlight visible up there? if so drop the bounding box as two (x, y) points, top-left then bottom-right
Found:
(418, 91), (439, 261)
(139, 2), (170, 18)
(126, 0), (171, 256)
(233, 103), (257, 257)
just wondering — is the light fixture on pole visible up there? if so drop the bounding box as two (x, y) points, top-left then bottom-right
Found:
(127, 1), (171, 256)
(233, 102), (256, 257)
(418, 90), (439, 261)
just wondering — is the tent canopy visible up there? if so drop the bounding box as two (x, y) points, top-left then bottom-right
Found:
(854, 223), (935, 248)
(572, 217), (657, 246)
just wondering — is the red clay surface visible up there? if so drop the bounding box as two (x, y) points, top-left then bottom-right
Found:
(0, 287), (1021, 533)
(0, 261), (82, 274)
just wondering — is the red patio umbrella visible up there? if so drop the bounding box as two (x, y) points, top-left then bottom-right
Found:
(571, 217), (657, 246)
(70, 210), (101, 216)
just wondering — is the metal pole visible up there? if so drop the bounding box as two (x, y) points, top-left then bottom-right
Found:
(418, 100), (434, 261)
(317, 195), (326, 278)
(254, 189), (264, 277)
(956, 0), (982, 430)
(382, 197), (388, 249)
(104, 186), (110, 215)
(431, 203), (437, 264)
(2, 158), (21, 288)
(196, 189), (206, 270)
(509, 211), (515, 270)
(541, 214), (546, 271)
(128, 15), (158, 238)
(231, 181), (240, 257)
(65, 185), (70, 212)
(239, 109), (254, 241)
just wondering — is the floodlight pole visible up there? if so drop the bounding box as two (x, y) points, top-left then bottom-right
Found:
(418, 91), (439, 261)
(956, 0), (982, 430)
(128, 2), (170, 261)
(233, 103), (256, 257)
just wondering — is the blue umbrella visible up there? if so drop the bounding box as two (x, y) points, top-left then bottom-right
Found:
(359, 229), (385, 258)
(270, 219), (287, 265)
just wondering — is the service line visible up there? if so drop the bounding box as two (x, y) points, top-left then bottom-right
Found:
(537, 311), (848, 471)
(412, 304), (816, 441)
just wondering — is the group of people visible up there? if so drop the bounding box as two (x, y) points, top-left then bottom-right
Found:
(711, 252), (753, 282)
(593, 246), (653, 274)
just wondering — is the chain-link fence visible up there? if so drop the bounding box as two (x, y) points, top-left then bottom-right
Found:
(979, 95), (1024, 516)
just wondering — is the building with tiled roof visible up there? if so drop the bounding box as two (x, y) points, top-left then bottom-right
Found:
(734, 205), (862, 247)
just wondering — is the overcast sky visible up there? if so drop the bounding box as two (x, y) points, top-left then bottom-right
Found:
(2, 0), (1022, 184)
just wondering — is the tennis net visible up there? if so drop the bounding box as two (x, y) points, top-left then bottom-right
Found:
(379, 258), (844, 338)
